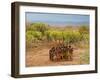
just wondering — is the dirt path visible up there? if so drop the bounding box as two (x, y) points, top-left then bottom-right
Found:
(26, 47), (86, 67)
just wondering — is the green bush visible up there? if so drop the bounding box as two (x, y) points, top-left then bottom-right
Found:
(29, 22), (49, 35)
(26, 22), (89, 47)
(45, 30), (84, 44)
(26, 31), (42, 42)
(61, 31), (83, 44)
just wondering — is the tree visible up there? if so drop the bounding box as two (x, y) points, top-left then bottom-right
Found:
(30, 22), (49, 35)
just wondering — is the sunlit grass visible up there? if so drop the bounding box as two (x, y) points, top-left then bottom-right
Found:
(79, 49), (89, 64)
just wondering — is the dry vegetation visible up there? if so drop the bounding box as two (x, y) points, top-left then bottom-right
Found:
(26, 22), (89, 67)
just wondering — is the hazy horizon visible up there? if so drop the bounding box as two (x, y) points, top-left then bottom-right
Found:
(26, 12), (90, 27)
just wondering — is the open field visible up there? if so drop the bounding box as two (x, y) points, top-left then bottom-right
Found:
(26, 41), (89, 67)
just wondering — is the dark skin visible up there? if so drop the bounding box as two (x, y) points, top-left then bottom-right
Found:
(68, 46), (73, 61)
(49, 44), (74, 61)
(63, 45), (68, 60)
(49, 47), (56, 61)
(49, 49), (53, 61)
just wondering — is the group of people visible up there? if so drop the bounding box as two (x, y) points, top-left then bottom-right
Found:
(49, 43), (74, 61)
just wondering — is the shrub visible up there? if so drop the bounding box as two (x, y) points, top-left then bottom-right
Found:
(26, 31), (42, 42)
(79, 25), (89, 35)
(30, 22), (49, 35)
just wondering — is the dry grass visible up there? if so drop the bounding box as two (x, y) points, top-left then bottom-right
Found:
(26, 42), (89, 67)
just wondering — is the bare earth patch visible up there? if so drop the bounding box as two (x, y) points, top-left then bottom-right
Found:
(26, 46), (89, 67)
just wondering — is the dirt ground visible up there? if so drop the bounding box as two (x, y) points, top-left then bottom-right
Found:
(26, 44), (89, 67)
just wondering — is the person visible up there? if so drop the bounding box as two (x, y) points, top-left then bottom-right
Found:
(63, 45), (68, 60)
(49, 47), (55, 61)
(68, 45), (74, 61)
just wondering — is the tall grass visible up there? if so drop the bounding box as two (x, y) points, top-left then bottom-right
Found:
(79, 49), (90, 64)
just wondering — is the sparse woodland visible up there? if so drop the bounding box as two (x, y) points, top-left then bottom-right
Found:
(26, 22), (89, 67)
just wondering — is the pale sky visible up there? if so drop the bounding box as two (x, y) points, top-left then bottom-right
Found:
(26, 12), (89, 26)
